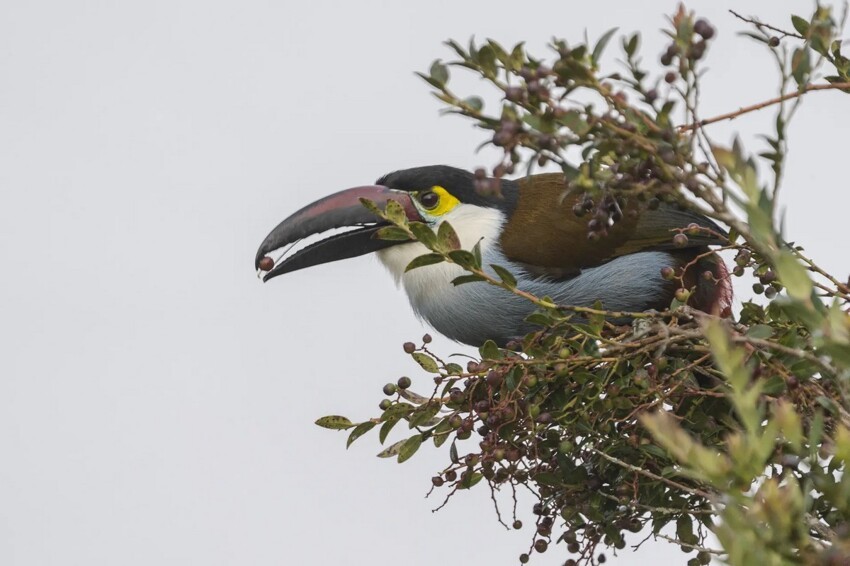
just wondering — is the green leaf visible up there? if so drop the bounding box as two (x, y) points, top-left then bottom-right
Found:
(479, 339), (501, 360)
(463, 96), (484, 112)
(508, 42), (526, 71)
(505, 366), (523, 390)
(791, 47), (811, 87)
(374, 226), (411, 241)
(397, 434), (423, 463)
(408, 401), (441, 428)
(408, 222), (438, 249)
(448, 250), (477, 269)
(315, 415), (354, 430)
(398, 388), (430, 404)
(437, 221), (461, 251)
(384, 199), (408, 226)
(774, 251), (813, 302)
(624, 33), (639, 57)
(405, 253), (445, 271)
(791, 15), (810, 37)
(592, 27), (619, 64)
(429, 60), (449, 85)
(558, 110), (590, 136)
(458, 471), (484, 489)
(746, 324), (775, 340)
(346, 421), (377, 448)
(449, 440), (459, 463)
(452, 274), (486, 286)
(490, 264), (517, 288)
(358, 197), (384, 217)
(377, 438), (407, 458)
(471, 240), (483, 265)
(412, 352), (440, 373)
(444, 363), (464, 375)
(379, 417), (400, 444)
(477, 44), (497, 76)
(380, 402), (414, 421)
(433, 431), (450, 448)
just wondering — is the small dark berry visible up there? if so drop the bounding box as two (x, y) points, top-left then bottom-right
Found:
(645, 88), (658, 103)
(769, 36), (780, 47)
(665, 71), (677, 84)
(422, 334), (432, 344)
(486, 370), (503, 388)
(505, 86), (524, 102)
(397, 376), (412, 389)
(533, 539), (548, 553)
(378, 399), (392, 410)
(673, 233), (689, 248)
(445, 469), (457, 481)
(690, 40), (707, 60)
(694, 19), (715, 40)
(519, 554), (530, 564)
(765, 286), (777, 299)
(474, 167), (487, 180)
(753, 283), (765, 294)
(382, 383), (397, 395)
(431, 476), (444, 486)
(403, 342), (416, 353)
(258, 256), (275, 271)
(513, 520), (523, 529)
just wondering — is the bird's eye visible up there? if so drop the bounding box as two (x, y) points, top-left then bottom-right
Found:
(418, 191), (440, 210)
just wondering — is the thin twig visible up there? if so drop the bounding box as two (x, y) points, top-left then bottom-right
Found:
(588, 447), (714, 499)
(729, 10), (805, 40)
(679, 82), (850, 131)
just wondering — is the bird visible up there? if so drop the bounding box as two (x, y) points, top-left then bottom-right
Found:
(255, 165), (732, 347)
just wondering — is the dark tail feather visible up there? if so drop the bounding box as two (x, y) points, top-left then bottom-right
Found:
(689, 252), (733, 317)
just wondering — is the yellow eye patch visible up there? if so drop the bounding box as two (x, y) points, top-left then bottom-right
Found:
(417, 185), (460, 217)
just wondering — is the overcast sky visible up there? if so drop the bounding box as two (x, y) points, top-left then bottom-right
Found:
(2, 1), (848, 565)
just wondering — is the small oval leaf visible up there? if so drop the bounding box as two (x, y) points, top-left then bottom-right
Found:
(412, 352), (440, 373)
(315, 415), (354, 430)
(406, 253), (445, 272)
(347, 421), (377, 448)
(397, 434), (423, 463)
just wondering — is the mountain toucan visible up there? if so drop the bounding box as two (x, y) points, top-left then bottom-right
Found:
(255, 165), (732, 346)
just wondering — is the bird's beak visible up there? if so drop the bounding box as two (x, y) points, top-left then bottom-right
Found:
(255, 185), (420, 281)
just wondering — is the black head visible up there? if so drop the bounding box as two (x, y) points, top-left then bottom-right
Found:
(377, 165), (518, 212)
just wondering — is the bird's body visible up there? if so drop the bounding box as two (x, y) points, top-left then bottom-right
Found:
(256, 166), (731, 346)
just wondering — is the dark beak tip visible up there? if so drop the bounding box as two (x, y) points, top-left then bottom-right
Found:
(254, 184), (419, 280)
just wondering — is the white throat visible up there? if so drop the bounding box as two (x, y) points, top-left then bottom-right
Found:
(376, 204), (505, 311)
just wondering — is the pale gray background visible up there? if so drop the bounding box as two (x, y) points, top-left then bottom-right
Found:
(1, 1), (847, 565)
